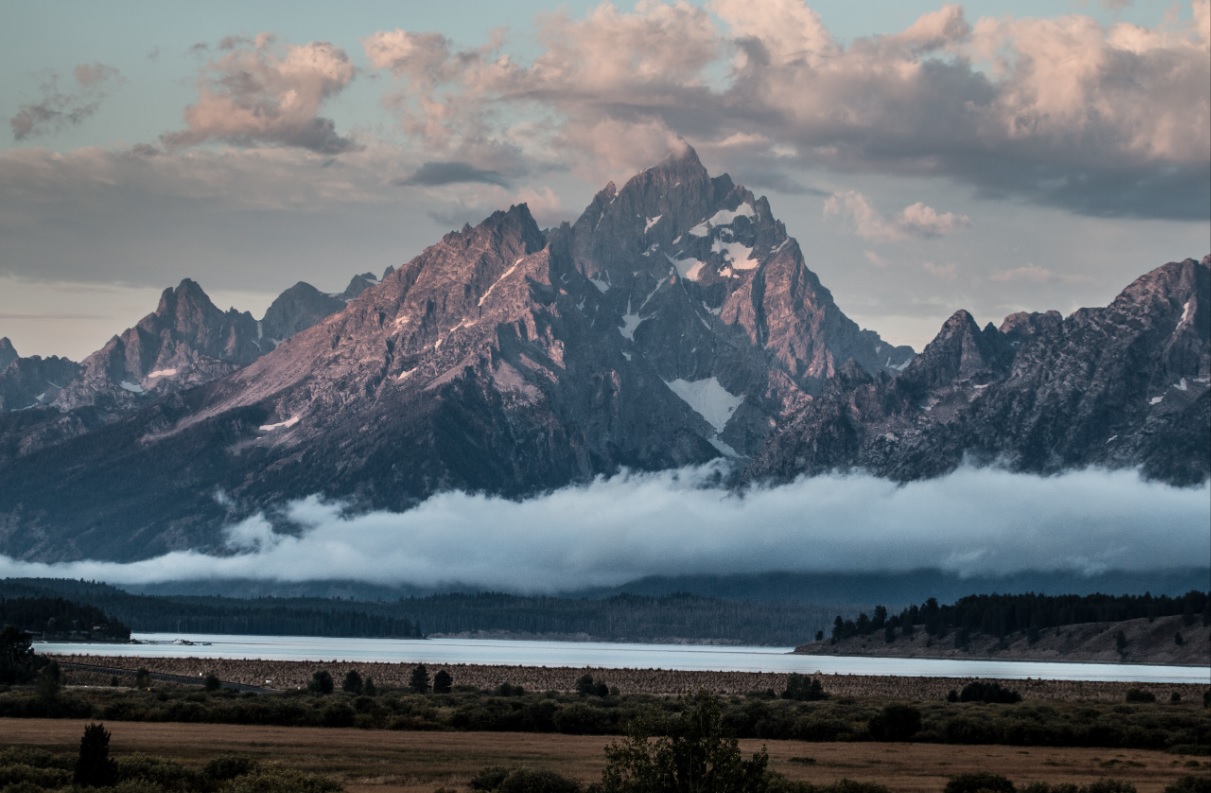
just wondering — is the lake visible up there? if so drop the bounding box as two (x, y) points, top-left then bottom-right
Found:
(36, 633), (1209, 684)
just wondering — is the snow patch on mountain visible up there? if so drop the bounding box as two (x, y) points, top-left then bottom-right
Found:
(259, 415), (301, 432)
(712, 240), (758, 271)
(667, 253), (706, 281)
(620, 312), (643, 341)
(478, 260), (522, 306)
(708, 203), (755, 226)
(663, 377), (744, 433)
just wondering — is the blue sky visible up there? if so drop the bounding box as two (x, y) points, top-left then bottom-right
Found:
(2, 0), (1208, 359)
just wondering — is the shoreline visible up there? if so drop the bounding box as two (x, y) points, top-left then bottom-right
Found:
(49, 654), (1209, 702)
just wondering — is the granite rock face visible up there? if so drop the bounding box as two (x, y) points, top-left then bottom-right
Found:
(748, 256), (1211, 485)
(51, 278), (269, 412)
(0, 339), (80, 412)
(260, 281), (347, 343)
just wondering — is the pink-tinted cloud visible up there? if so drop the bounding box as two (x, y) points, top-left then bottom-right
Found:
(163, 36), (357, 154)
(361, 1), (1210, 219)
(824, 190), (970, 240)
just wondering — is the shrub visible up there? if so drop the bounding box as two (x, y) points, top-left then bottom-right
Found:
(433, 669), (454, 694)
(494, 682), (525, 696)
(575, 674), (609, 697)
(959, 681), (1022, 704)
(600, 693), (773, 793)
(321, 702), (356, 728)
(944, 772), (1016, 793)
(218, 768), (343, 792)
(1124, 688), (1156, 704)
(341, 670), (363, 695)
(1164, 777), (1211, 793)
(307, 670), (334, 695)
(205, 755), (260, 781)
(1084, 782), (1137, 793)
(470, 766), (511, 790)
(867, 704), (922, 742)
(0, 763), (71, 788)
(116, 753), (201, 789)
(782, 674), (828, 701)
(495, 768), (583, 793)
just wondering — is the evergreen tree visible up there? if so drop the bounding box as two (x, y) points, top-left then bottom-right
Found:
(409, 664), (431, 694)
(0, 624), (42, 684)
(308, 669), (334, 694)
(342, 670), (364, 695)
(433, 669), (454, 694)
(74, 723), (118, 787)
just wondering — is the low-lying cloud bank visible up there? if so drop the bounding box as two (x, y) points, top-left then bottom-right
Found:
(1, 466), (1207, 593)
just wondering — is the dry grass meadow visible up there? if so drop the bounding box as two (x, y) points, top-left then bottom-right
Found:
(3, 717), (1208, 793)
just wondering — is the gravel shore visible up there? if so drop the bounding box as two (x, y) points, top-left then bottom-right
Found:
(50, 654), (1207, 703)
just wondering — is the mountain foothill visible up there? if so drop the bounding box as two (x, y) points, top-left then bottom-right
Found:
(0, 146), (1207, 563)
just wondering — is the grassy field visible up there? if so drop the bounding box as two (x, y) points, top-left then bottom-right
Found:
(3, 718), (1208, 793)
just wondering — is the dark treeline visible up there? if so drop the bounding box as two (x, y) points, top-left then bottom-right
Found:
(830, 590), (1211, 645)
(396, 591), (832, 645)
(0, 579), (832, 645)
(0, 596), (130, 641)
(0, 580), (420, 640)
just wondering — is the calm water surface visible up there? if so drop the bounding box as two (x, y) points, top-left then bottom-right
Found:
(36, 633), (1209, 684)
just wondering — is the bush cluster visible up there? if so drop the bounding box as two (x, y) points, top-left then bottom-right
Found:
(0, 730), (343, 792)
(0, 680), (1206, 753)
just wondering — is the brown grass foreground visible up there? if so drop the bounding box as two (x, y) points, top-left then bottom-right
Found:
(3, 718), (1208, 793)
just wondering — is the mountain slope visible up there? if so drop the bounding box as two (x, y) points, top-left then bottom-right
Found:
(0, 339), (80, 412)
(0, 150), (913, 562)
(749, 256), (1211, 484)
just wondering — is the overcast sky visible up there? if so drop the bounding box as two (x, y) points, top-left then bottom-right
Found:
(2, 1), (1209, 360)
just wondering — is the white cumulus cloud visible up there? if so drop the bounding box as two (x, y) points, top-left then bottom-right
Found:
(824, 190), (970, 240)
(163, 36), (357, 154)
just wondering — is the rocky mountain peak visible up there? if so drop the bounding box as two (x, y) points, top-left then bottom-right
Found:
(999, 310), (1062, 344)
(900, 310), (1009, 393)
(453, 203), (547, 258)
(261, 282), (346, 343)
(52, 277), (266, 411)
(339, 272), (380, 301)
(0, 337), (16, 372)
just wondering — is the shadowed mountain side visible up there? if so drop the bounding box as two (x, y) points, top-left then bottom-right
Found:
(748, 256), (1211, 484)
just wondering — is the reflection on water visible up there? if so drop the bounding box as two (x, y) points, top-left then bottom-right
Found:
(35, 633), (1206, 684)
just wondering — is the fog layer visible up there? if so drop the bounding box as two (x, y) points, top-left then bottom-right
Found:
(1, 466), (1207, 593)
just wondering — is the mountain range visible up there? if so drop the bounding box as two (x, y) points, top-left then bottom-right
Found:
(0, 146), (1207, 563)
